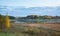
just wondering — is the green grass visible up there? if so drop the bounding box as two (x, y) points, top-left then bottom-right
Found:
(0, 32), (28, 36)
(0, 33), (15, 36)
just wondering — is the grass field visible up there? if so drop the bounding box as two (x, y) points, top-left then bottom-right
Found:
(0, 23), (60, 36)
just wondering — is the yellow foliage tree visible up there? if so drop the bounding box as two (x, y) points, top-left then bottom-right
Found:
(4, 13), (10, 29)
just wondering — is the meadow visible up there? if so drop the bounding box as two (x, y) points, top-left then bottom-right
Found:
(0, 23), (60, 36)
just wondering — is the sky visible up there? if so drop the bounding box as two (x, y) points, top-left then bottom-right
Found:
(0, 0), (60, 17)
(0, 0), (60, 7)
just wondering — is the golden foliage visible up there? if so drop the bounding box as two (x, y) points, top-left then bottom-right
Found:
(0, 14), (10, 29)
(4, 14), (10, 29)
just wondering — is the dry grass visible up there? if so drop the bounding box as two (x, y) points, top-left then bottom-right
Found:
(0, 23), (60, 36)
(11, 23), (60, 31)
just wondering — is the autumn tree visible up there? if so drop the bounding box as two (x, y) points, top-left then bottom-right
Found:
(4, 14), (10, 29)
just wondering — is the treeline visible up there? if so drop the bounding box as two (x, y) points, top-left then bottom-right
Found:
(1, 14), (60, 19)
(8, 16), (15, 19)
(18, 15), (60, 19)
(0, 14), (15, 19)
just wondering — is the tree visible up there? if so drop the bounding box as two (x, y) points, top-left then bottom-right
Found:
(0, 14), (5, 30)
(4, 14), (10, 29)
(26, 15), (39, 19)
(0, 14), (2, 22)
(0, 14), (3, 29)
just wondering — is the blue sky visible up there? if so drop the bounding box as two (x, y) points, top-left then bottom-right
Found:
(0, 0), (60, 7)
(0, 0), (60, 17)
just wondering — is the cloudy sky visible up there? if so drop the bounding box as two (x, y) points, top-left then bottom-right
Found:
(0, 0), (60, 7)
(0, 0), (60, 17)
